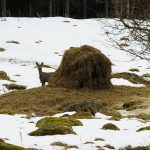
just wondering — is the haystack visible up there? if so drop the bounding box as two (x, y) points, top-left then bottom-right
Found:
(49, 45), (112, 89)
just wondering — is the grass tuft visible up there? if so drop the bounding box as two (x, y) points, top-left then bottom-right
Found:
(3, 84), (27, 90)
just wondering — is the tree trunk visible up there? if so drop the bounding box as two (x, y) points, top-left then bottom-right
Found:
(83, 0), (87, 18)
(127, 0), (130, 18)
(114, 0), (119, 17)
(105, 0), (108, 18)
(65, 0), (69, 17)
(1, 0), (6, 17)
(49, 0), (53, 17)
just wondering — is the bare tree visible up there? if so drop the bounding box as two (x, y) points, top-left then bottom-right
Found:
(83, 0), (87, 18)
(104, 0), (150, 61)
(49, 0), (53, 17)
(65, 0), (69, 17)
(1, 0), (6, 17)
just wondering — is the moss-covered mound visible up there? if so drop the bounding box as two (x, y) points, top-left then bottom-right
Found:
(66, 101), (107, 115)
(49, 45), (112, 89)
(112, 72), (150, 85)
(0, 71), (10, 80)
(29, 125), (76, 136)
(29, 117), (82, 136)
(136, 126), (150, 132)
(4, 84), (27, 90)
(0, 139), (35, 150)
(102, 123), (120, 130)
(120, 145), (150, 150)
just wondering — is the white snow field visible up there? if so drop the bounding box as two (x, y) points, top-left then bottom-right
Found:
(0, 113), (149, 150)
(0, 17), (149, 94)
(0, 17), (150, 150)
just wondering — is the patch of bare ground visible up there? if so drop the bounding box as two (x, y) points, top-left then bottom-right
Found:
(0, 86), (149, 115)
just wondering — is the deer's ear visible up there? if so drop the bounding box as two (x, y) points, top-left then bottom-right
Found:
(41, 62), (44, 66)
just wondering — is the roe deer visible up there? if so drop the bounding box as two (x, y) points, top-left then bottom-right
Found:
(36, 62), (53, 86)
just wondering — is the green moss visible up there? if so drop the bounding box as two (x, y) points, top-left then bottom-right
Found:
(102, 123), (120, 130)
(94, 138), (105, 141)
(84, 141), (94, 144)
(136, 113), (150, 121)
(29, 117), (82, 136)
(129, 68), (140, 72)
(0, 71), (10, 80)
(137, 126), (150, 132)
(0, 140), (35, 150)
(3, 84), (27, 90)
(36, 117), (83, 128)
(51, 142), (68, 148)
(68, 145), (79, 149)
(100, 108), (122, 119)
(29, 125), (76, 136)
(70, 111), (94, 119)
(120, 145), (150, 150)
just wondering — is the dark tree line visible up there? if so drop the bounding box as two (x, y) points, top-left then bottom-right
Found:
(0, 0), (149, 19)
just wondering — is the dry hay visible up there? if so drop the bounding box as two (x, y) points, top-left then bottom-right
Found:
(49, 45), (112, 89)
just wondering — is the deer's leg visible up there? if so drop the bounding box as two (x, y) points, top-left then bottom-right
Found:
(42, 82), (45, 86)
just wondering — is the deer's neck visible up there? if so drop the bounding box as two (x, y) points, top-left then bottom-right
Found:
(38, 68), (43, 75)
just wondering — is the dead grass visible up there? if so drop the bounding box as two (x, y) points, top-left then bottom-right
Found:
(112, 72), (150, 85)
(49, 45), (112, 89)
(0, 86), (149, 115)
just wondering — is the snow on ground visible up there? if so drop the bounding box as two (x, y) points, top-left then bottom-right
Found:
(0, 17), (150, 150)
(111, 78), (145, 87)
(0, 17), (149, 93)
(0, 113), (149, 150)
